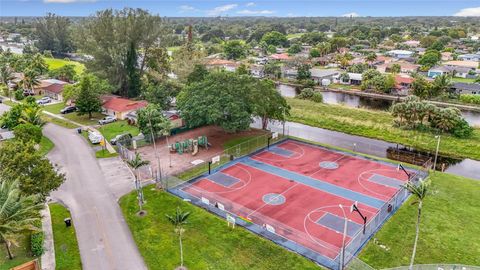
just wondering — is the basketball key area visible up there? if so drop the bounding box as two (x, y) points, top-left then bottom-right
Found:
(169, 139), (428, 269)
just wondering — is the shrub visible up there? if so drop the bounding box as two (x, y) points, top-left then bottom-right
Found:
(297, 88), (323, 103)
(459, 94), (480, 105)
(14, 89), (25, 101)
(451, 119), (474, 138)
(31, 231), (44, 256)
(14, 123), (43, 143)
(311, 92), (323, 103)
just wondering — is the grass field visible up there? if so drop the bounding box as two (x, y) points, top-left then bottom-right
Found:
(0, 235), (34, 270)
(451, 77), (477, 83)
(359, 172), (480, 267)
(119, 190), (320, 270)
(95, 149), (118, 158)
(39, 136), (54, 156)
(97, 120), (140, 141)
(63, 112), (104, 126)
(49, 203), (82, 270)
(43, 102), (66, 114)
(286, 98), (480, 160)
(44, 57), (85, 75)
(41, 114), (79, 129)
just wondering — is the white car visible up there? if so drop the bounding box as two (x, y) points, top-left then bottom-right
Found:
(36, 97), (52, 105)
(88, 131), (103, 144)
(98, 116), (117, 125)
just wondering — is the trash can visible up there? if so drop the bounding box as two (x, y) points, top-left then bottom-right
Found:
(77, 128), (82, 134)
(64, 218), (72, 227)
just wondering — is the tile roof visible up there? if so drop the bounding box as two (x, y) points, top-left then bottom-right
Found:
(102, 97), (148, 113)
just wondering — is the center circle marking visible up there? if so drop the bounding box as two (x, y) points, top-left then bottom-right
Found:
(262, 193), (286, 205)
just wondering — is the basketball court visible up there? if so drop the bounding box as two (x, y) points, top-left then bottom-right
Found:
(169, 138), (428, 269)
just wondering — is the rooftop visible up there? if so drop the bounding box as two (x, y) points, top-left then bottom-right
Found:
(102, 97), (148, 113)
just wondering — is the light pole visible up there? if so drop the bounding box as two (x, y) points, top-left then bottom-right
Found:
(339, 204), (348, 270)
(433, 135), (441, 172)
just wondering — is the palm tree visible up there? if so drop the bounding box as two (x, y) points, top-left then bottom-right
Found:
(20, 105), (45, 127)
(0, 180), (43, 259)
(431, 74), (452, 97)
(159, 119), (174, 168)
(366, 53), (377, 67)
(126, 153), (150, 212)
(22, 68), (40, 92)
(403, 180), (430, 270)
(166, 207), (191, 269)
(0, 64), (14, 99)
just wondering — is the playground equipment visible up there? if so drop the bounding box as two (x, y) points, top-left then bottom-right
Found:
(170, 136), (210, 155)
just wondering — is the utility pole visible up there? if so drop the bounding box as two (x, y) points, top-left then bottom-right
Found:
(148, 114), (163, 187)
(433, 135), (441, 172)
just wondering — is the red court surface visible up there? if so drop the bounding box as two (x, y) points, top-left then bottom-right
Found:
(178, 139), (414, 264)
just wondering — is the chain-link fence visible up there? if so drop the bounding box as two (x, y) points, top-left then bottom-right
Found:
(383, 265), (480, 270)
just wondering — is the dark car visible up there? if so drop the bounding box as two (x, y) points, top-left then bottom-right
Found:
(110, 133), (133, 145)
(60, 106), (77, 114)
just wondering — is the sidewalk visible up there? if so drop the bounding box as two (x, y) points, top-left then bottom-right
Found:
(40, 204), (55, 270)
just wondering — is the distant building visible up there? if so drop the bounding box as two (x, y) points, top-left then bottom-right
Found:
(386, 50), (414, 59)
(269, 53), (291, 61)
(444, 60), (478, 69)
(250, 65), (265, 78)
(402, 40), (420, 47)
(450, 83), (480, 95)
(427, 66), (473, 79)
(441, 52), (454, 61)
(394, 74), (414, 92)
(334, 72), (362, 85)
(458, 54), (480, 62)
(34, 79), (69, 100)
(310, 69), (340, 84)
(205, 59), (239, 72)
(377, 61), (420, 74)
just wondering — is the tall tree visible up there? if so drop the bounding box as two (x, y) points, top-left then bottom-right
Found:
(0, 141), (65, 200)
(126, 153), (149, 212)
(0, 180), (43, 260)
(35, 13), (74, 53)
(166, 207), (191, 269)
(251, 80), (290, 130)
(171, 43), (207, 82)
(75, 8), (165, 96)
(75, 74), (103, 119)
(403, 180), (430, 270)
(223, 40), (248, 60)
(124, 42), (141, 98)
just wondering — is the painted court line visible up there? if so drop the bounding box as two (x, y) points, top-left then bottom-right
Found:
(242, 158), (386, 209)
(247, 182), (300, 218)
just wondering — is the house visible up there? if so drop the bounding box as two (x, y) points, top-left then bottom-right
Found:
(444, 60), (478, 69)
(402, 40), (420, 47)
(335, 72), (362, 85)
(205, 59), (239, 72)
(377, 61), (420, 74)
(102, 97), (148, 120)
(427, 65), (473, 79)
(450, 83), (480, 95)
(269, 53), (290, 61)
(163, 110), (184, 129)
(394, 74), (414, 93)
(458, 54), (480, 62)
(250, 65), (265, 78)
(441, 52), (454, 61)
(386, 50), (414, 59)
(281, 67), (297, 80)
(34, 79), (69, 100)
(310, 69), (340, 85)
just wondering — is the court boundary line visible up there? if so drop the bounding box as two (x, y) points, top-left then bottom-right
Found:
(252, 141), (306, 162)
(247, 182), (300, 218)
(356, 168), (405, 201)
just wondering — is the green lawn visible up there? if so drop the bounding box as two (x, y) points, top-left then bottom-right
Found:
(0, 235), (34, 270)
(359, 172), (480, 267)
(451, 77), (476, 83)
(41, 114), (79, 129)
(95, 149), (118, 158)
(287, 33), (304, 39)
(97, 120), (141, 141)
(119, 190), (319, 270)
(38, 136), (54, 156)
(43, 102), (66, 114)
(327, 84), (360, 90)
(63, 112), (105, 126)
(44, 57), (85, 75)
(286, 98), (480, 160)
(49, 203), (82, 270)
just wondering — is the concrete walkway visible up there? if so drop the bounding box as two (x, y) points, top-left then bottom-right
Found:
(45, 123), (147, 270)
(40, 204), (55, 270)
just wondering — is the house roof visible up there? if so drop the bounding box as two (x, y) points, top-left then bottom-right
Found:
(395, 75), (414, 88)
(444, 61), (478, 69)
(310, 69), (339, 78)
(205, 59), (238, 67)
(43, 83), (67, 94)
(102, 97), (148, 113)
(452, 83), (480, 91)
(387, 50), (414, 55)
(269, 53), (290, 60)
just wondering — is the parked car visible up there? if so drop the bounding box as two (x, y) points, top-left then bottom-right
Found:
(23, 90), (35, 96)
(98, 116), (116, 125)
(110, 133), (133, 145)
(60, 106), (76, 114)
(88, 130), (103, 144)
(36, 97), (52, 105)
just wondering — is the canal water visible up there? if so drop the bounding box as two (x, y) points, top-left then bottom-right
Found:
(277, 83), (480, 127)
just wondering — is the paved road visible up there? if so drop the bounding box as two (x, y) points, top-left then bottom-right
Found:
(45, 124), (147, 270)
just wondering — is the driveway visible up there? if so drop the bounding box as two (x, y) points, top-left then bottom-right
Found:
(45, 124), (146, 270)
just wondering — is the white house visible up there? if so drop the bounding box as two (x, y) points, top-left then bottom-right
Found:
(386, 50), (414, 59)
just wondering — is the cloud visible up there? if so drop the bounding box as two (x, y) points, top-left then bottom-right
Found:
(237, 9), (275, 15)
(341, 12), (360, 17)
(178, 5), (199, 13)
(454, 7), (480, 17)
(246, 2), (255, 7)
(207, 4), (238, 16)
(43, 0), (96, 3)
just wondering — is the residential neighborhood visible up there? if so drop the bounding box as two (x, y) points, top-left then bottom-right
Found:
(0, 2), (479, 270)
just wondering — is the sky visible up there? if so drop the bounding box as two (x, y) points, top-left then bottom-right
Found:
(0, 0), (479, 17)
